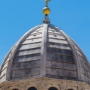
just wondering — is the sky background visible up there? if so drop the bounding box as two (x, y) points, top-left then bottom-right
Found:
(0, 0), (90, 65)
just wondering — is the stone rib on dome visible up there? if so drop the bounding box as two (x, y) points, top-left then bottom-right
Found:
(0, 24), (90, 85)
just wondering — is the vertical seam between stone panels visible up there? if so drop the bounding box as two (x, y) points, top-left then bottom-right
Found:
(45, 25), (81, 80)
(40, 24), (48, 76)
(6, 26), (41, 80)
(70, 38), (89, 65)
(60, 30), (81, 80)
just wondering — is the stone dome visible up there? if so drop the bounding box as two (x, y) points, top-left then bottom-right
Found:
(0, 23), (90, 85)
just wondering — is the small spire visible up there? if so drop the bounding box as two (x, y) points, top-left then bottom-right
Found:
(42, 0), (51, 24)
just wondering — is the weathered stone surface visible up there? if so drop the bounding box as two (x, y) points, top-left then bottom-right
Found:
(47, 43), (71, 50)
(19, 43), (41, 50)
(47, 61), (76, 70)
(0, 78), (90, 90)
(11, 68), (40, 78)
(0, 24), (90, 86)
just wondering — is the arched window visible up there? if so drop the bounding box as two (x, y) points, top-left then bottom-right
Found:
(48, 87), (58, 90)
(12, 89), (18, 90)
(28, 87), (37, 90)
(68, 89), (74, 90)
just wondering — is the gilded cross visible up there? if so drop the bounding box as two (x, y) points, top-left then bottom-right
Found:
(45, 0), (51, 7)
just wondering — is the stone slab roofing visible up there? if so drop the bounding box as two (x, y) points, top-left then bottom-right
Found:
(0, 24), (90, 84)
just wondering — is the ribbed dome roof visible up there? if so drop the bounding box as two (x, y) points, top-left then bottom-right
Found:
(0, 24), (90, 84)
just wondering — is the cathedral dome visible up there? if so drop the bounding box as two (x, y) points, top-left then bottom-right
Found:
(0, 23), (90, 85)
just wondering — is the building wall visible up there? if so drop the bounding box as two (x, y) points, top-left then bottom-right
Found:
(0, 78), (90, 90)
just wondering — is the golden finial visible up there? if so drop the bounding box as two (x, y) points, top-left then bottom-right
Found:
(43, 0), (51, 16)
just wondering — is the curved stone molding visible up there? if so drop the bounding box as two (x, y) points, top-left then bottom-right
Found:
(0, 78), (90, 90)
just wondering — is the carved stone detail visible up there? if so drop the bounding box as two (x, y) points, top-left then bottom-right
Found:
(0, 77), (90, 90)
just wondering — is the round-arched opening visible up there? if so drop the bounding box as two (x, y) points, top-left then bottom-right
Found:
(12, 89), (18, 90)
(68, 89), (74, 90)
(28, 87), (37, 90)
(48, 87), (58, 90)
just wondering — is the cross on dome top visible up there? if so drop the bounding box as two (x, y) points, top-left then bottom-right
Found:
(45, 0), (51, 7)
